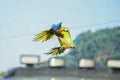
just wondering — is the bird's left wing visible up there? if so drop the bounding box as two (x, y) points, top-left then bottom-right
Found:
(33, 29), (54, 42)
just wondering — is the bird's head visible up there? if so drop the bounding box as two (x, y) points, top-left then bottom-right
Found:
(60, 27), (69, 32)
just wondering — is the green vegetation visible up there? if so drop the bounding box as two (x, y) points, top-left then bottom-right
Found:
(65, 27), (120, 69)
(0, 72), (6, 77)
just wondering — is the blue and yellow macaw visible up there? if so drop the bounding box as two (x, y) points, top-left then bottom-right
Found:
(34, 22), (79, 55)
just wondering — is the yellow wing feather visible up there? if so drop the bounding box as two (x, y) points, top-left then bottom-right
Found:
(34, 30), (54, 42)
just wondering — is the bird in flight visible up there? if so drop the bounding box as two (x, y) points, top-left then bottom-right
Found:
(34, 22), (79, 55)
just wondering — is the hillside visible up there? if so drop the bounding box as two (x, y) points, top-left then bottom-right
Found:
(65, 27), (120, 69)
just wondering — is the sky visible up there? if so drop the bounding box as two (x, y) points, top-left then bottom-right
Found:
(0, 0), (120, 72)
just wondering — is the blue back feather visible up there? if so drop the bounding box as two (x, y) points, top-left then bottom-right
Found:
(52, 22), (62, 31)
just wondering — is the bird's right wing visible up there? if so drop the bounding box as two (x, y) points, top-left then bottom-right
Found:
(33, 29), (54, 42)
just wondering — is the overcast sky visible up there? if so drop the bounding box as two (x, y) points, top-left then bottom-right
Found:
(0, 0), (120, 72)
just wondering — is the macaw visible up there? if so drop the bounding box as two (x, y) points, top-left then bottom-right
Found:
(34, 22), (78, 55)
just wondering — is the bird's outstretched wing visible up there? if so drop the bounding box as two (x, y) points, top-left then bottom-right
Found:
(33, 22), (62, 42)
(33, 29), (54, 42)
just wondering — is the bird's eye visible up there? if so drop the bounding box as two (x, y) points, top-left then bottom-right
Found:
(64, 29), (68, 32)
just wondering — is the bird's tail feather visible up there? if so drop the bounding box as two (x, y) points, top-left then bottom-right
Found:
(33, 29), (54, 42)
(46, 47), (65, 55)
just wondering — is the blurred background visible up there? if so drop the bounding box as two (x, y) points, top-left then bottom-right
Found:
(0, 0), (120, 78)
